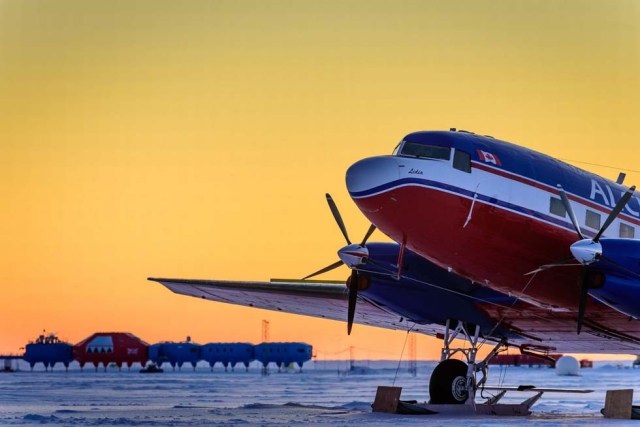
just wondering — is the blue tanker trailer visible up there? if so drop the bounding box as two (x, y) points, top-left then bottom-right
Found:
(255, 342), (312, 371)
(201, 343), (255, 371)
(148, 337), (200, 370)
(23, 333), (74, 371)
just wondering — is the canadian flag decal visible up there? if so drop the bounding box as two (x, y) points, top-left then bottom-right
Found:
(477, 149), (502, 166)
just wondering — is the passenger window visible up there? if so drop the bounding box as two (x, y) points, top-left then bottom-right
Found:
(585, 210), (601, 229)
(549, 197), (566, 217)
(453, 150), (471, 173)
(620, 223), (635, 238)
(400, 142), (451, 160)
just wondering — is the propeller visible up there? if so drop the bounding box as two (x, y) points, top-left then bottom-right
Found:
(346, 271), (360, 335)
(302, 193), (376, 335)
(556, 184), (636, 334)
(326, 193), (352, 245)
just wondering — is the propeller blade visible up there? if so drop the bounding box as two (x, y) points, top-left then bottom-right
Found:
(577, 268), (589, 335)
(347, 271), (358, 335)
(302, 260), (344, 280)
(360, 224), (377, 246)
(593, 185), (636, 242)
(326, 193), (351, 245)
(557, 185), (585, 240)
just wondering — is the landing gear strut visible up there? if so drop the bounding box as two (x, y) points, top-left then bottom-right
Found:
(429, 319), (506, 404)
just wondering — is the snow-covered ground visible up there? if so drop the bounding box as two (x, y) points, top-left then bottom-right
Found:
(2, 359), (640, 425)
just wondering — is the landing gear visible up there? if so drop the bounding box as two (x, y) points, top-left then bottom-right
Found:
(429, 319), (506, 405)
(429, 359), (468, 404)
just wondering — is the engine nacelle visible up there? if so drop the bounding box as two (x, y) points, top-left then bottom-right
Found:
(590, 238), (640, 319)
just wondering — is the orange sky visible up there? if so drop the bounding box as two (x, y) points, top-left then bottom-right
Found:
(1, 0), (639, 360)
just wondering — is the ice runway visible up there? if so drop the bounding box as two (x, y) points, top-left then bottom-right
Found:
(2, 360), (640, 425)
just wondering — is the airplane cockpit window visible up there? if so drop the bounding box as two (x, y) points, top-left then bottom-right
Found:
(453, 149), (471, 173)
(392, 143), (402, 155)
(399, 142), (451, 160)
(620, 223), (635, 238)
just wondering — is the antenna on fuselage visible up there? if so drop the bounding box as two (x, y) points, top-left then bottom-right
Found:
(617, 172), (626, 185)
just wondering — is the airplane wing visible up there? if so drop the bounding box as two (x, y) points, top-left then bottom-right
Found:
(148, 277), (444, 335)
(149, 275), (640, 354)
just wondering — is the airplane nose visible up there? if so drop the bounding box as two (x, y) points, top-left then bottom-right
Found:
(346, 156), (401, 198)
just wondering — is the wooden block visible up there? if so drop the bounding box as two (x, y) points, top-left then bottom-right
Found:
(372, 386), (402, 413)
(603, 389), (633, 419)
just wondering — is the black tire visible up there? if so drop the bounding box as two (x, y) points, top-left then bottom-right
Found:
(429, 359), (469, 404)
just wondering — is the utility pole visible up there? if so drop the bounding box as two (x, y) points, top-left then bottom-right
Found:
(262, 320), (270, 343)
(261, 320), (271, 376)
(349, 346), (355, 371)
(408, 333), (417, 376)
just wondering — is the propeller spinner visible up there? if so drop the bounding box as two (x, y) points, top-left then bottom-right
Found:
(302, 194), (376, 335)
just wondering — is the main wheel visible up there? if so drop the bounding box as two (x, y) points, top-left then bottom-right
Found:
(428, 359), (469, 404)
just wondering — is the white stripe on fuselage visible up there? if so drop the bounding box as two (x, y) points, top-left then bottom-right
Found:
(365, 156), (636, 239)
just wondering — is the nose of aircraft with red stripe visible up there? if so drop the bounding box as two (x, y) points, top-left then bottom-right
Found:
(345, 155), (405, 239)
(345, 151), (474, 276)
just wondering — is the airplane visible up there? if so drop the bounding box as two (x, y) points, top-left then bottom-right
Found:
(149, 128), (640, 406)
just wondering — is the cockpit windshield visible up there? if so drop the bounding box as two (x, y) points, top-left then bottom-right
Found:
(397, 142), (451, 160)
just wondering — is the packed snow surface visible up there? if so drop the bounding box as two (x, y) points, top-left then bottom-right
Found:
(2, 360), (640, 425)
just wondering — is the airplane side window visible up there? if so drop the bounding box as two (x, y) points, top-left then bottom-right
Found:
(585, 210), (601, 229)
(400, 142), (451, 160)
(620, 223), (635, 238)
(549, 197), (566, 217)
(453, 150), (471, 173)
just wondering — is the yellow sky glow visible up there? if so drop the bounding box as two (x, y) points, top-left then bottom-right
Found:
(1, 0), (639, 360)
